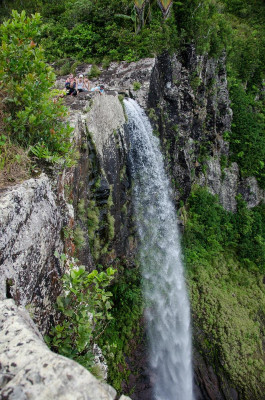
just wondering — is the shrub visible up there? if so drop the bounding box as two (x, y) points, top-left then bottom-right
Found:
(0, 10), (74, 166)
(46, 253), (116, 370)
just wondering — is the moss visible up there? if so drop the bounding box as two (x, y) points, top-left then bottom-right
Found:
(25, 303), (35, 319)
(87, 201), (100, 239)
(183, 187), (265, 398)
(77, 198), (86, 221)
(62, 226), (74, 240)
(107, 187), (114, 208)
(133, 81), (141, 91)
(73, 225), (85, 250)
(190, 74), (202, 92)
(119, 166), (126, 182)
(188, 253), (265, 398)
(118, 95), (127, 120)
(107, 212), (115, 241)
(121, 203), (127, 215)
(148, 108), (158, 122)
(98, 265), (143, 394)
(93, 178), (101, 190)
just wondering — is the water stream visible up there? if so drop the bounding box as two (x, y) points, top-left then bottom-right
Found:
(125, 99), (194, 400)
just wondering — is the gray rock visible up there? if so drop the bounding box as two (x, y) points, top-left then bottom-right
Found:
(198, 159), (240, 212)
(147, 48), (265, 211)
(0, 174), (65, 334)
(86, 92), (126, 162)
(0, 299), (116, 400)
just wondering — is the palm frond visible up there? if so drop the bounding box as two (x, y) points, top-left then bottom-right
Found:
(134, 0), (146, 11)
(157, 0), (173, 18)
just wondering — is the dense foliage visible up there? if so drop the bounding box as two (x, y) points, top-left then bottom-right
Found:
(183, 187), (265, 272)
(0, 10), (74, 172)
(183, 187), (265, 398)
(46, 253), (116, 372)
(227, 80), (265, 188)
(98, 264), (143, 392)
(0, 0), (263, 79)
(1, 1), (264, 183)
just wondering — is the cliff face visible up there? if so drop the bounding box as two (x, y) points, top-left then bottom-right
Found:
(147, 47), (264, 212)
(0, 175), (65, 334)
(0, 90), (132, 399)
(0, 52), (264, 399)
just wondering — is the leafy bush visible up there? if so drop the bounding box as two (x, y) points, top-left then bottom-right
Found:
(46, 253), (116, 370)
(0, 10), (74, 166)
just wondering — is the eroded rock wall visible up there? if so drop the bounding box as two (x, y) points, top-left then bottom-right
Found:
(148, 48), (265, 211)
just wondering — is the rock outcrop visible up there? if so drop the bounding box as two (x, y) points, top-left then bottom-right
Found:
(0, 174), (66, 335)
(0, 299), (120, 400)
(147, 48), (265, 211)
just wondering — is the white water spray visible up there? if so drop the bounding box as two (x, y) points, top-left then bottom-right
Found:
(125, 99), (194, 400)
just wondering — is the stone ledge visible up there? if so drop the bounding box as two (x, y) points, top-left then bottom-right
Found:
(0, 299), (121, 400)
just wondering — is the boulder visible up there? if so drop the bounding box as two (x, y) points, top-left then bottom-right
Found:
(0, 299), (118, 400)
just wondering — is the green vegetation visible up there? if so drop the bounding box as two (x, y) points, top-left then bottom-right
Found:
(1, 3), (264, 188)
(183, 187), (265, 398)
(0, 11), (75, 173)
(98, 264), (143, 393)
(227, 80), (265, 188)
(0, 0), (264, 81)
(133, 81), (141, 91)
(46, 253), (116, 371)
(73, 225), (85, 250)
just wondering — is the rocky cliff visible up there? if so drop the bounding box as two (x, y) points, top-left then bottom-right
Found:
(0, 89), (132, 399)
(147, 48), (265, 212)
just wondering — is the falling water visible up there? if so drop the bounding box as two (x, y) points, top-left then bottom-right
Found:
(125, 99), (193, 400)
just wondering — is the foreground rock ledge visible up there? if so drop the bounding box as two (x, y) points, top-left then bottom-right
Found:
(0, 299), (130, 400)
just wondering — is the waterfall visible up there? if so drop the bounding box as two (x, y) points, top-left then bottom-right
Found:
(125, 99), (194, 400)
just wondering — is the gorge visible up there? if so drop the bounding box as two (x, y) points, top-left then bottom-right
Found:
(0, 4), (265, 399)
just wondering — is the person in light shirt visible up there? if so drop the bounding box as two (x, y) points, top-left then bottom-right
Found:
(76, 74), (88, 93)
(91, 84), (104, 94)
